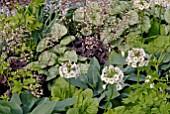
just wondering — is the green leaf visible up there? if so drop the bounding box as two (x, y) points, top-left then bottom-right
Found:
(36, 37), (53, 52)
(148, 18), (159, 36)
(60, 36), (76, 46)
(127, 10), (139, 26)
(10, 93), (22, 105)
(38, 51), (57, 66)
(0, 101), (23, 114)
(73, 8), (85, 22)
(46, 64), (59, 81)
(100, 28), (114, 45)
(21, 90), (37, 105)
(67, 108), (79, 114)
(0, 105), (11, 114)
(141, 16), (151, 33)
(30, 101), (56, 114)
(63, 50), (78, 62)
(52, 45), (67, 54)
(164, 9), (170, 24)
(55, 97), (78, 111)
(51, 23), (67, 41)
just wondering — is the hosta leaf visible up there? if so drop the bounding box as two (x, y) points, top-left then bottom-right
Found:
(38, 51), (57, 66)
(46, 64), (59, 81)
(66, 108), (79, 114)
(0, 101), (23, 114)
(55, 97), (78, 111)
(60, 36), (76, 46)
(10, 93), (22, 105)
(164, 9), (170, 24)
(51, 23), (67, 41)
(30, 101), (56, 114)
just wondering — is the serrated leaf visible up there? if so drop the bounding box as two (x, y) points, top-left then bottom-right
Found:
(141, 16), (151, 33)
(66, 108), (79, 114)
(127, 10), (139, 26)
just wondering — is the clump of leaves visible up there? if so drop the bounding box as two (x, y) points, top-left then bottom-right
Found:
(108, 83), (170, 114)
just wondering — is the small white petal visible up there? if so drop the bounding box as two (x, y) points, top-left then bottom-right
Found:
(145, 79), (150, 83)
(116, 83), (122, 91)
(150, 83), (154, 88)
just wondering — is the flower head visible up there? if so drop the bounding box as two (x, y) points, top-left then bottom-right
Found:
(133, 0), (151, 10)
(101, 65), (124, 91)
(59, 61), (80, 79)
(126, 48), (150, 68)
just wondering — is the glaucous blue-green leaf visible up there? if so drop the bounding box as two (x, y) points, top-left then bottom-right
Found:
(46, 64), (59, 81)
(79, 63), (90, 74)
(63, 50), (78, 62)
(66, 108), (79, 114)
(70, 76), (88, 89)
(38, 51), (57, 66)
(36, 37), (53, 52)
(105, 50), (126, 66)
(141, 16), (151, 33)
(0, 101), (23, 114)
(51, 23), (67, 41)
(163, 53), (170, 63)
(30, 101), (56, 114)
(10, 93), (22, 105)
(55, 97), (78, 111)
(60, 36), (76, 46)
(164, 9), (170, 24)
(52, 45), (67, 54)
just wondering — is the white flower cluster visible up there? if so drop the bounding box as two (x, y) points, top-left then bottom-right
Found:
(151, 0), (170, 9)
(101, 65), (124, 91)
(126, 48), (150, 68)
(59, 61), (80, 79)
(133, 0), (151, 10)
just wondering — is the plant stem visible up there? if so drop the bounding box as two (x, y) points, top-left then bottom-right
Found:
(104, 84), (114, 113)
(137, 69), (140, 84)
(68, 78), (71, 98)
(140, 11), (144, 38)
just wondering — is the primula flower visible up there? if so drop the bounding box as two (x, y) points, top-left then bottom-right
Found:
(101, 65), (124, 91)
(126, 48), (150, 68)
(151, 0), (170, 9)
(133, 0), (151, 10)
(59, 61), (80, 79)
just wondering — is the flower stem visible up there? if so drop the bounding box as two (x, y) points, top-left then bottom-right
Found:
(104, 84), (114, 113)
(68, 78), (71, 98)
(137, 69), (140, 84)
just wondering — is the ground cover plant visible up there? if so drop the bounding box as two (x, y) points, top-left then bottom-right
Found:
(0, 0), (170, 113)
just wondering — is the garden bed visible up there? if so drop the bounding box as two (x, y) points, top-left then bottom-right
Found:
(0, 0), (170, 114)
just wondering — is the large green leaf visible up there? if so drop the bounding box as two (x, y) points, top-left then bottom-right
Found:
(127, 10), (139, 26)
(55, 97), (78, 111)
(36, 37), (53, 52)
(38, 51), (57, 66)
(52, 45), (67, 54)
(10, 93), (22, 105)
(51, 23), (67, 41)
(0, 101), (23, 114)
(30, 101), (56, 114)
(63, 50), (78, 62)
(46, 64), (59, 81)
(60, 36), (76, 46)
(141, 16), (151, 33)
